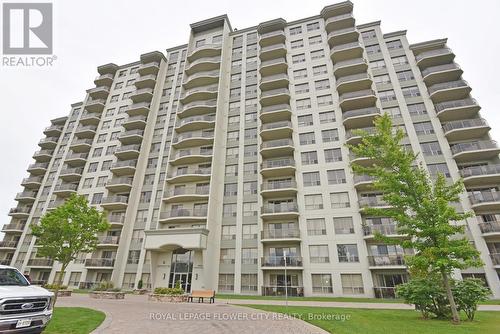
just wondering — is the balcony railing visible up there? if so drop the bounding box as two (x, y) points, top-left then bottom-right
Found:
(261, 256), (302, 267)
(27, 259), (53, 266)
(165, 186), (210, 197)
(340, 89), (375, 103)
(70, 138), (93, 147)
(176, 114), (216, 127)
(260, 58), (287, 68)
(262, 180), (297, 190)
(2, 223), (25, 231)
(260, 43), (286, 53)
(353, 174), (376, 184)
(374, 287), (397, 299)
(489, 253), (500, 265)
(9, 206), (32, 215)
(260, 103), (291, 114)
(261, 159), (295, 169)
(368, 255), (406, 266)
(468, 190), (500, 204)
(85, 258), (115, 267)
(116, 144), (141, 153)
(421, 63), (460, 77)
(333, 57), (366, 70)
(359, 196), (388, 207)
(261, 203), (298, 214)
(172, 149), (213, 160)
(336, 72), (371, 86)
(261, 121), (292, 130)
(106, 177), (133, 186)
(451, 140), (498, 155)
(98, 236), (120, 245)
(434, 98), (478, 112)
(331, 41), (361, 53)
(167, 168), (211, 178)
(261, 138), (293, 149)
(443, 118), (488, 133)
(173, 131), (214, 143)
(111, 159), (137, 169)
(160, 208), (208, 219)
(60, 167), (84, 176)
(261, 228), (300, 239)
(415, 47), (453, 61)
(428, 79), (469, 94)
(478, 221), (500, 234)
(460, 164), (500, 178)
(363, 224), (398, 236)
(54, 183), (78, 192)
(260, 88), (289, 98)
(342, 107), (379, 120)
(101, 196), (129, 205)
(0, 241), (18, 248)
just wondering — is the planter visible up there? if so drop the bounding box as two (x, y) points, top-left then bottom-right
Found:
(49, 290), (72, 297)
(89, 291), (125, 299)
(148, 294), (188, 303)
(133, 289), (149, 295)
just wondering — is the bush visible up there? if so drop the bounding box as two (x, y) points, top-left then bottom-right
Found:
(452, 278), (490, 321)
(396, 276), (451, 319)
(43, 284), (68, 290)
(93, 281), (119, 292)
(154, 287), (184, 295)
(137, 280), (143, 290)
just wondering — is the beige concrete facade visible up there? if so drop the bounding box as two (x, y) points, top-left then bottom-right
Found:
(1, 1), (499, 299)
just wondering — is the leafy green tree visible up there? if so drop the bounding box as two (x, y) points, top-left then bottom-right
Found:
(348, 114), (483, 323)
(453, 278), (490, 320)
(31, 194), (109, 305)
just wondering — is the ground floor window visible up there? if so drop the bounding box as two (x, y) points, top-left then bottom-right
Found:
(218, 274), (235, 292)
(241, 274), (258, 293)
(341, 274), (364, 294)
(312, 274), (333, 293)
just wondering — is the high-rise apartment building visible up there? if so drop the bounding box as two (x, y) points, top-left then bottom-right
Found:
(1, 1), (499, 298)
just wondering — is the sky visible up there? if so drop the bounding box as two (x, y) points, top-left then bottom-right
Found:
(0, 0), (499, 232)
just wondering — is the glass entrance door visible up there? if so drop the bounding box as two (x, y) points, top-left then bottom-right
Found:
(169, 249), (193, 293)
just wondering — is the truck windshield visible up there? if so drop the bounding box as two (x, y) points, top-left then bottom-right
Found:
(0, 269), (30, 286)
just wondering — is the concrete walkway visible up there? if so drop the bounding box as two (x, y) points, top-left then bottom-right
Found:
(57, 294), (328, 334)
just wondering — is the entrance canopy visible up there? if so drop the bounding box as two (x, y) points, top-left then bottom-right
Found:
(144, 228), (209, 250)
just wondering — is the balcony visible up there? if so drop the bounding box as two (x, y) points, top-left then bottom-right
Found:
(74, 125), (97, 139)
(183, 70), (220, 89)
(110, 159), (137, 176)
(333, 57), (368, 78)
(353, 174), (375, 190)
(368, 255), (406, 268)
(468, 190), (500, 212)
(69, 138), (93, 152)
(259, 58), (288, 77)
(21, 176), (43, 189)
(339, 89), (377, 111)
(15, 191), (37, 203)
(175, 114), (216, 132)
(374, 287), (398, 299)
(163, 186), (210, 203)
(260, 104), (292, 123)
(32, 149), (53, 162)
(260, 139), (294, 158)
(134, 74), (157, 89)
(428, 80), (471, 103)
(259, 30), (286, 47)
(434, 98), (480, 121)
(27, 259), (54, 267)
(336, 73), (372, 94)
(65, 153), (88, 166)
(187, 44), (222, 63)
(138, 61), (160, 76)
(97, 236), (120, 247)
(261, 203), (299, 220)
(421, 63), (463, 85)
(105, 177), (133, 192)
(79, 112), (101, 126)
(101, 195), (129, 210)
(324, 13), (355, 32)
(1, 223), (25, 233)
(8, 206), (32, 217)
(84, 99), (106, 113)
(460, 165), (500, 186)
(123, 115), (147, 130)
(38, 137), (58, 149)
(27, 162), (48, 175)
(259, 43), (287, 61)
(443, 118), (490, 142)
(363, 223), (402, 239)
(0, 241), (18, 250)
(43, 124), (63, 137)
(47, 199), (65, 210)
(144, 228), (209, 250)
(345, 127), (376, 145)
(260, 88), (290, 107)
(166, 168), (211, 184)
(94, 73), (114, 87)
(490, 253), (500, 267)
(170, 149), (213, 165)
(172, 131), (214, 149)
(330, 41), (363, 63)
(342, 107), (380, 129)
(53, 183), (78, 197)
(85, 258), (115, 268)
(118, 129), (144, 145)
(60, 167), (84, 182)
(179, 99), (217, 118)
(261, 180), (297, 198)
(259, 73), (289, 91)
(180, 85), (218, 104)
(115, 144), (141, 160)
(261, 256), (303, 269)
(126, 102), (150, 117)
(358, 195), (390, 210)
(261, 228), (300, 242)
(86, 86), (110, 100)
(130, 88), (154, 103)
(261, 159), (295, 178)
(185, 56), (221, 76)
(327, 27), (359, 46)
(451, 140), (500, 162)
(158, 209), (208, 223)
(108, 216), (125, 227)
(0, 259), (11, 265)
(260, 121), (292, 140)
(415, 48), (455, 68)
(478, 221), (500, 237)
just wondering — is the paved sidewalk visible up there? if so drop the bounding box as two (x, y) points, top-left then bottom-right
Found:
(57, 294), (328, 334)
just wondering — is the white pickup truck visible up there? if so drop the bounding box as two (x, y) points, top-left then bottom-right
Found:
(0, 265), (53, 333)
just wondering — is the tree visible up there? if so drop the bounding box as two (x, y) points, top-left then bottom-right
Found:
(31, 194), (109, 305)
(453, 278), (490, 320)
(348, 114), (483, 323)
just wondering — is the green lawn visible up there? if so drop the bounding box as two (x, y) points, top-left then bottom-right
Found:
(243, 305), (500, 334)
(44, 307), (105, 334)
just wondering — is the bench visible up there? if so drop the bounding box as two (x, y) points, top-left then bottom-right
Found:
(188, 290), (215, 303)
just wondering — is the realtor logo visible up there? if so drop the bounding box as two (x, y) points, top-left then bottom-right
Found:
(2, 3), (53, 54)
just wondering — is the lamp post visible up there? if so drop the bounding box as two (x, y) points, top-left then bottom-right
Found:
(283, 250), (288, 308)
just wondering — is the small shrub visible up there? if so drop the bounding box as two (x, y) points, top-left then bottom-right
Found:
(154, 287), (184, 295)
(93, 281), (118, 292)
(43, 284), (68, 290)
(175, 280), (182, 289)
(137, 280), (143, 290)
(452, 278), (490, 321)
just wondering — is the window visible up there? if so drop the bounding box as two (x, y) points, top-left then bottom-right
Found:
(101, 160), (112, 171)
(105, 109), (115, 117)
(291, 39), (304, 49)
(212, 34), (223, 44)
(317, 95), (333, 107)
(139, 191), (152, 203)
(327, 169), (346, 184)
(289, 26), (302, 35)
(105, 145), (117, 155)
(243, 181), (257, 195)
(337, 244), (359, 262)
(321, 129), (339, 142)
(370, 59), (386, 69)
(298, 114), (313, 127)
(407, 103), (427, 115)
(245, 84), (257, 96)
(244, 144), (257, 157)
(241, 274), (258, 292)
(246, 43), (257, 53)
(307, 218), (326, 236)
(313, 64), (327, 76)
(225, 165), (238, 177)
(246, 70), (257, 81)
(361, 30), (377, 39)
(195, 39), (205, 47)
(223, 203), (237, 217)
(309, 35), (322, 45)
(379, 90), (397, 102)
(303, 172), (321, 187)
(293, 68), (307, 79)
(296, 98), (311, 110)
(373, 74), (391, 85)
(306, 21), (320, 31)
(319, 111), (335, 124)
(428, 163), (451, 178)
(299, 132), (315, 145)
(414, 122), (434, 135)
(243, 202), (258, 216)
(334, 217), (354, 234)
(221, 226), (236, 240)
(310, 49), (325, 60)
(397, 70), (415, 81)
(91, 193), (103, 205)
(82, 178), (93, 189)
(292, 54), (306, 64)
(402, 86), (421, 98)
(324, 148), (342, 163)
(315, 79), (330, 91)
(341, 274), (364, 294)
(218, 274), (234, 292)
(245, 112), (257, 124)
(96, 176), (107, 187)
(386, 40), (403, 50)
(312, 274), (333, 293)
(420, 141), (442, 156)
(243, 224), (258, 239)
(244, 128), (257, 140)
(241, 248), (258, 264)
(231, 73), (241, 82)
(309, 245), (329, 263)
(224, 183), (238, 196)
(230, 87), (240, 98)
(295, 83), (309, 94)
(301, 151), (318, 165)
(330, 192), (350, 208)
(226, 147), (239, 159)
(92, 147), (103, 158)
(383, 106), (402, 118)
(244, 162), (257, 174)
(365, 44), (381, 54)
(220, 249), (235, 264)
(87, 162), (98, 173)
(392, 55), (408, 66)
(305, 194), (323, 210)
